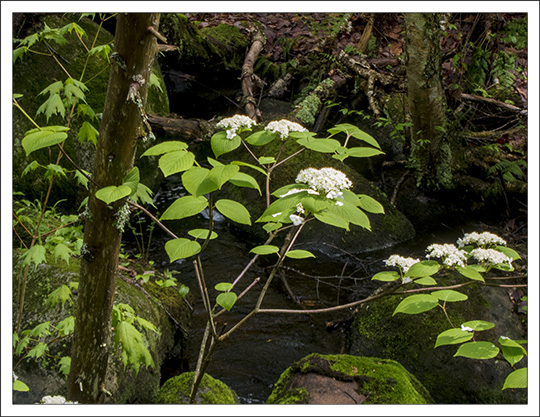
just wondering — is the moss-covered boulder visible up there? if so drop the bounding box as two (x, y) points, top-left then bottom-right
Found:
(13, 13), (169, 206)
(266, 353), (431, 404)
(12, 250), (190, 404)
(157, 372), (239, 404)
(349, 275), (528, 404)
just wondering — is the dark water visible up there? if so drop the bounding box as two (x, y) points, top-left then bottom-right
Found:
(123, 175), (475, 403)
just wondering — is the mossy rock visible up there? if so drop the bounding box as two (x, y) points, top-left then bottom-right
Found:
(13, 13), (169, 207)
(12, 250), (189, 404)
(266, 353), (432, 404)
(349, 274), (528, 404)
(157, 372), (239, 404)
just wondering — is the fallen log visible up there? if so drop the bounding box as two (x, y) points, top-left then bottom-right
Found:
(147, 114), (213, 142)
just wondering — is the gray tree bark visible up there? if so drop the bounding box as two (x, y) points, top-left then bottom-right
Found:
(67, 13), (160, 403)
(404, 13), (452, 190)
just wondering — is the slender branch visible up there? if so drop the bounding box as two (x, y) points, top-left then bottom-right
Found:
(147, 26), (167, 43)
(272, 147), (305, 170)
(193, 258), (218, 340)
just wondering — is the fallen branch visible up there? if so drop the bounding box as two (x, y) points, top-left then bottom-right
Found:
(241, 25), (266, 121)
(460, 93), (527, 115)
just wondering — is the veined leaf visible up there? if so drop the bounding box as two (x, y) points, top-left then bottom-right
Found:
(188, 229), (218, 240)
(215, 282), (233, 292)
(327, 123), (381, 149)
(21, 244), (47, 269)
(258, 156), (276, 165)
(64, 81), (87, 104)
(122, 167), (140, 195)
(434, 328), (474, 348)
(286, 249), (316, 259)
(29, 321), (51, 338)
(44, 163), (67, 180)
(393, 294), (439, 316)
(27, 342), (49, 359)
(76, 103), (97, 121)
(461, 320), (495, 331)
(57, 316), (75, 336)
(13, 47), (27, 63)
(36, 93), (66, 122)
(502, 368), (527, 390)
(328, 200), (371, 230)
(164, 238), (201, 262)
(149, 72), (164, 93)
(431, 290), (468, 302)
(158, 150), (195, 177)
(52, 243), (73, 266)
(95, 185), (131, 205)
(229, 172), (262, 194)
(250, 245), (280, 255)
(46, 284), (72, 309)
(13, 380), (30, 392)
(58, 356), (71, 377)
(414, 277), (438, 285)
(160, 195), (208, 221)
(245, 130), (277, 146)
(297, 137), (341, 153)
(454, 341), (499, 359)
(405, 260), (441, 278)
(22, 160), (43, 177)
(114, 321), (154, 374)
(263, 222), (282, 233)
(346, 147), (385, 158)
(22, 130), (68, 156)
(456, 265), (484, 282)
(211, 130), (241, 158)
(372, 271), (400, 282)
(77, 121), (99, 147)
(135, 317), (160, 335)
(74, 169), (90, 189)
(215, 199), (251, 225)
(141, 141), (188, 156)
(313, 211), (350, 231)
(494, 245), (521, 261)
(38, 80), (63, 97)
(216, 292), (237, 311)
(208, 164), (240, 189)
(133, 182), (155, 207)
(357, 194), (385, 214)
(231, 160), (268, 177)
(182, 167), (218, 197)
(88, 43), (112, 61)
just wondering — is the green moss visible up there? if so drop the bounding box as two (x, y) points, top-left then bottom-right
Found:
(200, 24), (249, 70)
(157, 372), (238, 404)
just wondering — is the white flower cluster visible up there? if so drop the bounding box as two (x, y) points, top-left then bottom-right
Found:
(384, 255), (420, 273)
(216, 114), (257, 140)
(40, 395), (78, 404)
(470, 248), (513, 267)
(426, 243), (468, 267)
(457, 231), (506, 248)
(265, 119), (307, 139)
(295, 167), (352, 200)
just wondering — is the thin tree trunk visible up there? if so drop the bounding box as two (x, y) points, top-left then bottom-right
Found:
(404, 13), (452, 190)
(67, 13), (160, 403)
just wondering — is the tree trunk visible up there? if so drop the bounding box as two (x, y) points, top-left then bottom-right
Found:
(404, 13), (452, 190)
(67, 13), (160, 403)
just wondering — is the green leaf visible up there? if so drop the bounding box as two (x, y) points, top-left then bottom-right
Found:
(461, 320), (495, 331)
(141, 141), (188, 156)
(53, 243), (73, 266)
(95, 184), (131, 205)
(44, 163), (67, 181)
(149, 72), (164, 92)
(57, 316), (75, 336)
(250, 245), (280, 255)
(27, 342), (49, 359)
(454, 341), (499, 359)
(29, 321), (51, 338)
(77, 121), (99, 147)
(211, 130), (241, 158)
(133, 183), (156, 207)
(64, 80), (87, 104)
(215, 282), (233, 292)
(405, 260), (441, 278)
(245, 130), (277, 146)
(36, 93), (66, 122)
(22, 130), (68, 156)
(286, 249), (316, 259)
(356, 194), (385, 214)
(21, 244), (47, 269)
(76, 103), (97, 121)
(164, 238), (201, 262)
(431, 290), (468, 302)
(455, 265), (485, 282)
(135, 317), (160, 334)
(231, 160), (268, 177)
(393, 294), (439, 316)
(258, 156), (276, 165)
(327, 123), (381, 149)
(414, 277), (438, 286)
(297, 137), (341, 153)
(22, 160), (43, 176)
(88, 43), (112, 61)
(182, 167), (219, 197)
(158, 150), (195, 177)
(114, 321), (154, 374)
(434, 328), (474, 348)
(215, 199), (251, 225)
(372, 271), (400, 282)
(13, 47), (27, 63)
(216, 292), (237, 311)
(58, 356), (71, 377)
(229, 172), (262, 194)
(346, 147), (385, 158)
(499, 337), (527, 366)
(46, 284), (72, 308)
(38, 80), (63, 97)
(494, 245), (521, 260)
(160, 195), (208, 221)
(13, 380), (30, 392)
(313, 211), (350, 231)
(122, 167), (140, 195)
(188, 229), (218, 240)
(18, 32), (39, 48)
(178, 284), (190, 298)
(263, 222), (282, 233)
(208, 164), (240, 189)
(74, 169), (90, 189)
(328, 200), (371, 230)
(502, 368), (527, 390)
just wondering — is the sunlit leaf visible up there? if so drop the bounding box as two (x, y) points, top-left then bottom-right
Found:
(188, 229), (218, 240)
(95, 185), (131, 205)
(182, 167), (218, 197)
(434, 328), (474, 348)
(494, 245), (521, 261)
(52, 243), (73, 266)
(22, 130), (68, 156)
(208, 164), (239, 189)
(133, 182), (155, 207)
(414, 277), (438, 285)
(357, 194), (385, 214)
(454, 341), (499, 359)
(44, 163), (67, 181)
(164, 238), (201, 262)
(346, 147), (385, 158)
(36, 93), (66, 122)
(327, 123), (381, 149)
(297, 137), (341, 153)
(456, 265), (484, 282)
(58, 356), (71, 377)
(431, 290), (468, 302)
(122, 167), (140, 195)
(229, 172), (262, 194)
(231, 160), (268, 177)
(77, 121), (99, 147)
(250, 245), (280, 255)
(158, 150), (195, 177)
(262, 222), (282, 233)
(160, 195), (208, 221)
(216, 292), (237, 311)
(502, 368), (527, 390)
(13, 380), (30, 392)
(21, 244), (47, 269)
(74, 169), (90, 189)
(245, 130), (277, 146)
(27, 342), (49, 359)
(461, 320), (495, 331)
(141, 141), (188, 156)
(215, 282), (233, 292)
(258, 156), (276, 165)
(211, 130), (241, 158)
(405, 260), (441, 278)
(372, 271), (400, 282)
(46, 285), (72, 309)
(285, 249), (316, 259)
(393, 294), (439, 316)
(114, 321), (154, 374)
(215, 199), (251, 225)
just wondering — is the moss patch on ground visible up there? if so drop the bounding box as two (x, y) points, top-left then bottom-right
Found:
(157, 372), (239, 404)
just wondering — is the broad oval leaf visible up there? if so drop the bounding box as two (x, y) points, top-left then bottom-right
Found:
(434, 328), (474, 348)
(461, 320), (495, 331)
(327, 123), (381, 149)
(454, 341), (499, 360)
(231, 160), (268, 177)
(182, 167), (218, 197)
(414, 277), (438, 286)
(158, 150), (195, 177)
(494, 245), (521, 260)
(164, 238), (201, 262)
(313, 211), (350, 231)
(346, 147), (385, 158)
(250, 245), (280, 255)
(229, 172), (262, 194)
(392, 294), (439, 316)
(22, 130), (68, 156)
(208, 164), (240, 189)
(405, 260), (441, 278)
(245, 130), (277, 146)
(328, 200), (371, 230)
(95, 184), (131, 205)
(211, 130), (241, 158)
(13, 380), (30, 392)
(216, 292), (237, 311)
(160, 195), (208, 221)
(215, 199), (251, 225)
(456, 265), (484, 282)
(372, 271), (400, 282)
(431, 290), (468, 302)
(285, 249), (316, 259)
(501, 344), (526, 367)
(357, 194), (385, 214)
(258, 156), (276, 165)
(215, 282), (233, 292)
(502, 368), (527, 390)
(141, 140), (188, 156)
(297, 137), (341, 153)
(188, 229), (218, 240)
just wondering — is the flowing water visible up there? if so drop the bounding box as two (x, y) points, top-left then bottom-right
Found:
(124, 175), (474, 403)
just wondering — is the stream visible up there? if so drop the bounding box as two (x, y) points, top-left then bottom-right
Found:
(123, 175), (475, 404)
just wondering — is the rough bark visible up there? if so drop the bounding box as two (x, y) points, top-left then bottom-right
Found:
(67, 13), (160, 403)
(147, 114), (212, 142)
(241, 25), (266, 121)
(404, 13), (451, 190)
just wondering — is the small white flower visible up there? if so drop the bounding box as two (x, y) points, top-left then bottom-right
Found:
(289, 214), (305, 226)
(271, 212), (282, 218)
(470, 248), (513, 267)
(217, 114), (256, 140)
(402, 277), (413, 284)
(296, 167), (352, 201)
(296, 203), (305, 214)
(500, 336), (510, 340)
(384, 255), (420, 273)
(457, 231), (507, 248)
(265, 119), (307, 139)
(335, 200), (344, 206)
(426, 243), (468, 267)
(279, 188), (308, 198)
(461, 325), (474, 332)
(40, 395), (78, 404)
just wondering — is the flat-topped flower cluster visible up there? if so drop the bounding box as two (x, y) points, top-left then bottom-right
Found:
(426, 243), (468, 267)
(216, 114), (257, 140)
(265, 119), (307, 139)
(384, 254), (420, 273)
(295, 167), (352, 200)
(457, 231), (507, 248)
(469, 248), (513, 268)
